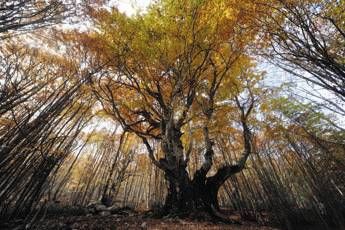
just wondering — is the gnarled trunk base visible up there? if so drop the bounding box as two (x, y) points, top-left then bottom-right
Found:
(158, 176), (238, 224)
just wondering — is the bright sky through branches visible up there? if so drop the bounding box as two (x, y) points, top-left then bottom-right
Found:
(110, 0), (152, 15)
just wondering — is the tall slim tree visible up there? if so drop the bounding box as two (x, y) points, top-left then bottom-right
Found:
(0, 0), (67, 39)
(255, 0), (345, 99)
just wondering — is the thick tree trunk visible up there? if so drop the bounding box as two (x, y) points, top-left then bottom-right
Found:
(161, 167), (222, 215)
(143, 99), (253, 218)
(159, 166), (248, 224)
(159, 126), (252, 217)
(148, 128), (236, 216)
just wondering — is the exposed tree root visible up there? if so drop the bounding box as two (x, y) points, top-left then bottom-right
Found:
(210, 205), (242, 225)
(146, 204), (242, 225)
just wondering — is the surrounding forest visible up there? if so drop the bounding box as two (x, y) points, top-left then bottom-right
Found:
(0, 0), (344, 229)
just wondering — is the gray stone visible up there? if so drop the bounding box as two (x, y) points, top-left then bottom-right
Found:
(99, 211), (111, 216)
(95, 204), (107, 211)
(106, 205), (118, 212)
(140, 222), (147, 229)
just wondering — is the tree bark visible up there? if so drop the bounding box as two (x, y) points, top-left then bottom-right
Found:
(142, 91), (254, 217)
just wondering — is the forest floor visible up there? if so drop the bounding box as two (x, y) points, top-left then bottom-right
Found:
(31, 215), (280, 230)
(1, 212), (281, 230)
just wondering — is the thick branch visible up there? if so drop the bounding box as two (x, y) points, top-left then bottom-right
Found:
(207, 96), (253, 188)
(141, 137), (166, 171)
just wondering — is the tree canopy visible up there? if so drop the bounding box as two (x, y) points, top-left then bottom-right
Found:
(0, 0), (344, 229)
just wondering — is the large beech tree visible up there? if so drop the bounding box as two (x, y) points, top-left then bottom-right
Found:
(81, 0), (263, 215)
